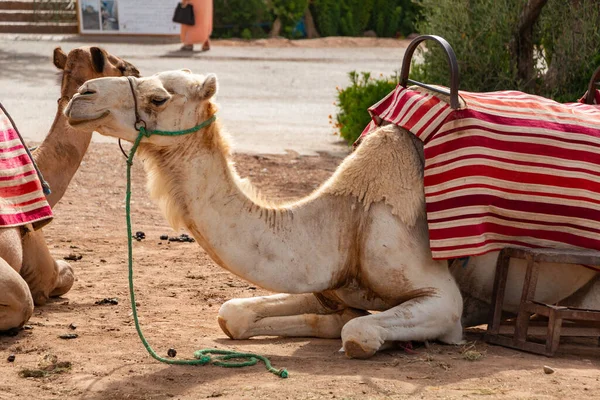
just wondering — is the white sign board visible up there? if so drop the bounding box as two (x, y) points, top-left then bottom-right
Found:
(78, 0), (180, 35)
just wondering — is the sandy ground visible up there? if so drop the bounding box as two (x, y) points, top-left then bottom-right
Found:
(0, 36), (599, 400)
(0, 142), (598, 400)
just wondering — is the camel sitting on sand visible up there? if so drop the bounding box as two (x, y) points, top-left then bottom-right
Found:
(67, 70), (600, 357)
(64, 70), (464, 358)
(0, 47), (139, 332)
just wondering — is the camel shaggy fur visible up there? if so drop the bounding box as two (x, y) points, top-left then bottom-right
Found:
(0, 47), (139, 332)
(65, 70), (464, 358)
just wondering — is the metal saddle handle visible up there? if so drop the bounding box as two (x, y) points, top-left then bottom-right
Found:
(399, 35), (461, 109)
(585, 65), (600, 105)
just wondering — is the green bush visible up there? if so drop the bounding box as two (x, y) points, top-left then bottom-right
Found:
(268, 0), (310, 38)
(311, 0), (341, 37)
(412, 0), (600, 101)
(312, 0), (419, 38)
(212, 0), (422, 39)
(213, 0), (272, 39)
(368, 0), (421, 37)
(411, 0), (521, 92)
(334, 71), (398, 145)
(339, 0), (374, 37)
(538, 0), (600, 102)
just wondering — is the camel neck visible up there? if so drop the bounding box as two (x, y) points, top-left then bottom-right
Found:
(33, 98), (93, 208)
(139, 127), (344, 293)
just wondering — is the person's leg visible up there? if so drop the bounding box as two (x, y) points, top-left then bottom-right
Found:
(180, 24), (194, 51)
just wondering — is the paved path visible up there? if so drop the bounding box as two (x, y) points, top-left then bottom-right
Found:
(0, 35), (404, 155)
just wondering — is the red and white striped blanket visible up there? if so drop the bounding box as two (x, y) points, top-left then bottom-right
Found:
(359, 85), (600, 260)
(0, 107), (52, 229)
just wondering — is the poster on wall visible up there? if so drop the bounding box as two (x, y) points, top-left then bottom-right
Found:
(78, 0), (180, 35)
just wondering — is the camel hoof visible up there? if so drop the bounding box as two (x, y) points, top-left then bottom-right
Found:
(50, 260), (75, 297)
(343, 339), (377, 359)
(217, 316), (234, 339)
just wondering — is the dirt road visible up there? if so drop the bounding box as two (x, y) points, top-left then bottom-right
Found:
(0, 35), (404, 156)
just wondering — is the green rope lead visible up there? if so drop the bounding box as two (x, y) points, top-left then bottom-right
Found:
(124, 118), (288, 379)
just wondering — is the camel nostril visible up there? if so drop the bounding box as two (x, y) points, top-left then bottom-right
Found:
(81, 90), (96, 96)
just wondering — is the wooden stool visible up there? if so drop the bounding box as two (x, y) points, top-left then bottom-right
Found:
(485, 248), (600, 356)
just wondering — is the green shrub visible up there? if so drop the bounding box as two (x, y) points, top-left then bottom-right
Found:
(339, 0), (374, 36)
(412, 0), (600, 101)
(411, 0), (521, 92)
(368, 0), (422, 37)
(538, 0), (600, 102)
(312, 0), (418, 38)
(268, 0), (310, 38)
(311, 0), (341, 37)
(334, 71), (398, 145)
(213, 0), (422, 39)
(213, 0), (272, 39)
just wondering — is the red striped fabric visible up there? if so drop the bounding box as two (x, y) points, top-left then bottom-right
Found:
(0, 108), (52, 228)
(358, 85), (600, 261)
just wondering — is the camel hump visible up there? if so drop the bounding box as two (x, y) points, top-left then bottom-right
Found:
(322, 125), (425, 226)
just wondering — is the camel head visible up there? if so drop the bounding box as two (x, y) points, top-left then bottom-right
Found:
(65, 70), (218, 146)
(53, 46), (140, 100)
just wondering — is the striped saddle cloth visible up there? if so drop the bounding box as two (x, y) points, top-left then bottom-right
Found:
(0, 105), (52, 229)
(358, 85), (600, 260)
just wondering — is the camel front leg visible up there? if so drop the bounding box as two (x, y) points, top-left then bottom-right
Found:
(341, 295), (463, 359)
(20, 230), (74, 305)
(218, 293), (367, 339)
(0, 258), (34, 331)
(0, 227), (32, 331)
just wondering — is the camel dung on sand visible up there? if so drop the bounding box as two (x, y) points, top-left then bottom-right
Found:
(65, 70), (465, 359)
(0, 46), (139, 332)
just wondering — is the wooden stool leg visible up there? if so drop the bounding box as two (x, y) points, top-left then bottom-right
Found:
(545, 309), (562, 356)
(487, 249), (511, 336)
(514, 254), (540, 343)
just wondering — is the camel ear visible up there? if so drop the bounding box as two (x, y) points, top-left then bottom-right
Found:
(53, 47), (67, 70)
(196, 74), (217, 100)
(181, 68), (192, 74)
(107, 53), (141, 77)
(90, 47), (105, 73)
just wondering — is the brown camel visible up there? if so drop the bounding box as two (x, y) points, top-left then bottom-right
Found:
(0, 46), (139, 331)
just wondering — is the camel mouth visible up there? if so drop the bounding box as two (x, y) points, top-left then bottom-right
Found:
(67, 110), (110, 126)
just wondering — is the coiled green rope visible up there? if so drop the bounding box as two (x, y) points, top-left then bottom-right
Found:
(123, 116), (288, 378)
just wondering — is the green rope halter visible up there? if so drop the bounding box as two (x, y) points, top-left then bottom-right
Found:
(123, 79), (288, 378)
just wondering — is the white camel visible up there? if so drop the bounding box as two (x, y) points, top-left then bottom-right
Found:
(65, 70), (464, 358)
(64, 70), (599, 357)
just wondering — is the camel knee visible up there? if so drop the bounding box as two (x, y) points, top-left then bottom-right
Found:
(341, 318), (384, 359)
(218, 299), (256, 339)
(438, 319), (464, 345)
(50, 260), (75, 297)
(0, 262), (34, 331)
(0, 297), (33, 331)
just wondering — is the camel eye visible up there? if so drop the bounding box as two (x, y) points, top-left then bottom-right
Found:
(151, 98), (168, 106)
